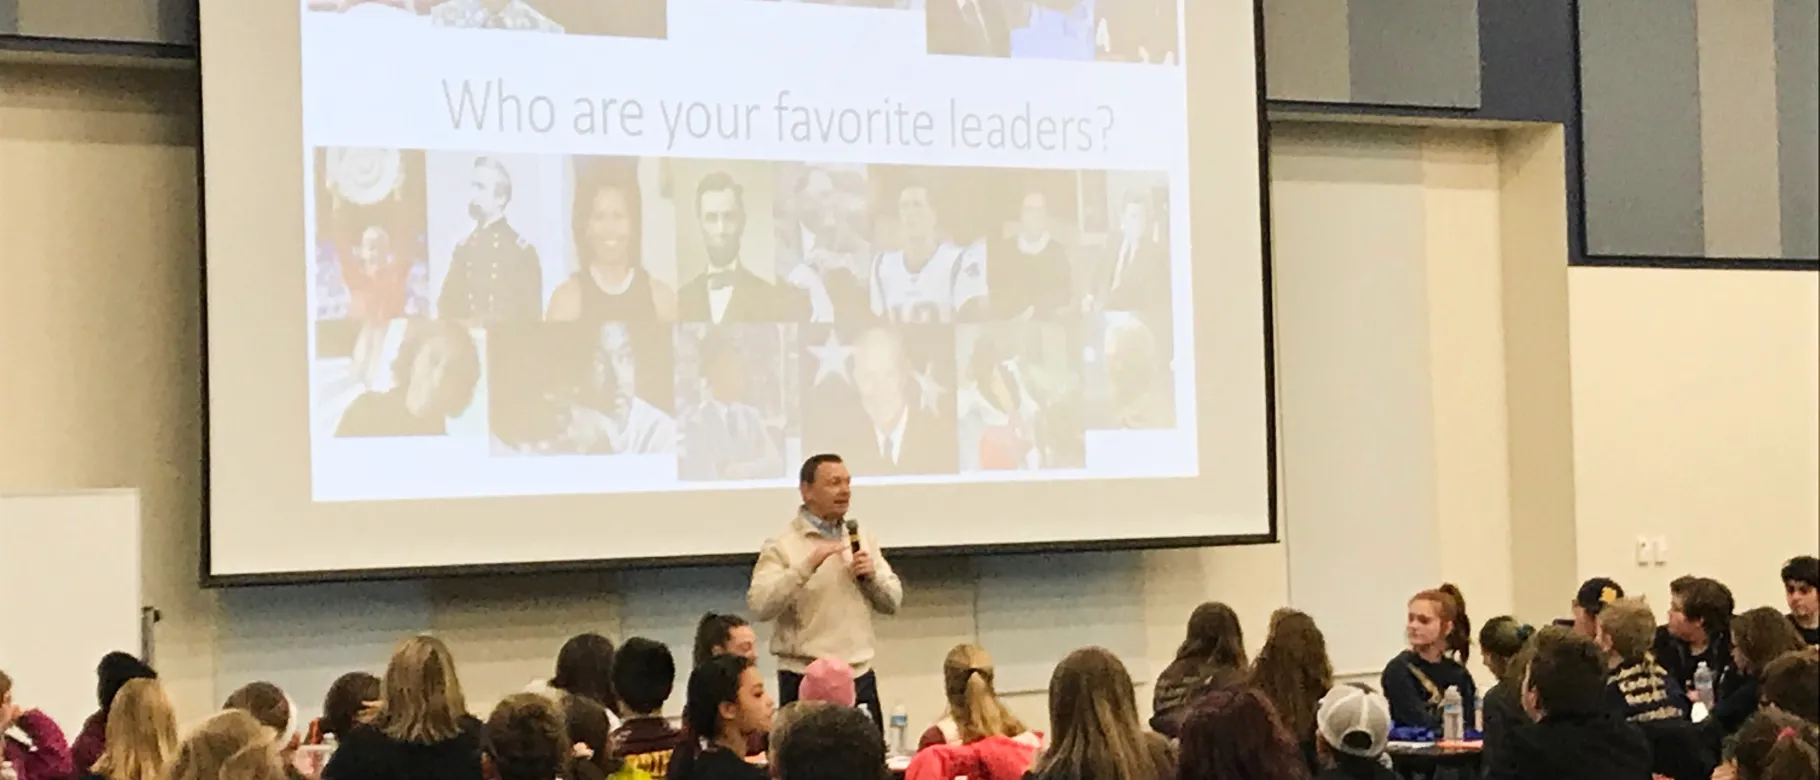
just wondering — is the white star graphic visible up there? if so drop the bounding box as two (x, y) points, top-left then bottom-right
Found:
(913, 361), (946, 413)
(807, 331), (853, 387)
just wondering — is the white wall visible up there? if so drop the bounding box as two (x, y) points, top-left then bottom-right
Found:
(1568, 267), (1820, 611)
(24, 59), (1766, 738)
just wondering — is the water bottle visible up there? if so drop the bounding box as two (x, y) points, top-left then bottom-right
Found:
(1441, 686), (1464, 742)
(1694, 661), (1715, 704)
(888, 703), (910, 757)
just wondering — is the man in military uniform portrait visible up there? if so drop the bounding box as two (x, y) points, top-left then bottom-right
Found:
(438, 156), (544, 323)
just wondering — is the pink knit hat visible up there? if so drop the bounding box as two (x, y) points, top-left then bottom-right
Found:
(799, 657), (856, 707)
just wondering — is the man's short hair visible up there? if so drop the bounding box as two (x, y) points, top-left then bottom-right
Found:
(1669, 575), (1700, 596)
(484, 693), (567, 780)
(773, 704), (888, 780)
(1681, 578), (1736, 635)
(696, 171), (745, 214)
(474, 156), (514, 203)
(799, 453), (843, 486)
(1597, 598), (1658, 664)
(1525, 626), (1609, 718)
(1783, 556), (1820, 590)
(611, 637), (676, 715)
(1760, 648), (1819, 723)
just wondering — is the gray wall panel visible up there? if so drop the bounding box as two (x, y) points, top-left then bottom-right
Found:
(1579, 0), (1706, 257)
(1777, 0), (1820, 258)
(1347, 0), (1480, 109)
(15, 0), (193, 44)
(0, 0), (17, 35)
(1696, 0), (1782, 258)
(1264, 0), (1351, 102)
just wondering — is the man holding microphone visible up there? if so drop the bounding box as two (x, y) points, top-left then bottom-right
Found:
(748, 453), (902, 732)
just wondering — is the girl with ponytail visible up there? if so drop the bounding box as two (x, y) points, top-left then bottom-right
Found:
(1380, 584), (1478, 732)
(668, 655), (772, 780)
(1721, 710), (1818, 780)
(163, 710), (289, 780)
(917, 645), (1037, 751)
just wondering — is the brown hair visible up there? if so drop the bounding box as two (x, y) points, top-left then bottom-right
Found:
(484, 694), (569, 780)
(1176, 687), (1308, 780)
(1596, 598), (1659, 665)
(942, 644), (1027, 743)
(319, 672), (381, 741)
(93, 679), (179, 780)
(564, 693), (627, 780)
(1734, 608), (1810, 676)
(366, 635), (471, 744)
(1411, 584), (1473, 664)
(1524, 626), (1607, 718)
(1679, 578), (1736, 636)
(1173, 602), (1248, 671)
(0, 669), (10, 700)
(163, 709), (289, 780)
(1761, 649), (1819, 723)
(1478, 617), (1536, 680)
(223, 682), (291, 736)
(1030, 647), (1172, 780)
(1730, 710), (1819, 780)
(1248, 609), (1333, 744)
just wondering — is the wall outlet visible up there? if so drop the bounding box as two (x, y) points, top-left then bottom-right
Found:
(1636, 536), (1653, 566)
(1652, 536), (1669, 566)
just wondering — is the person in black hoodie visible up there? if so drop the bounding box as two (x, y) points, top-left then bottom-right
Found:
(1380, 584), (1475, 732)
(1476, 617), (1536, 774)
(1654, 576), (1740, 700)
(1706, 608), (1812, 751)
(322, 634), (484, 780)
(1783, 556), (1820, 646)
(1485, 626), (1652, 780)
(1596, 598), (1711, 780)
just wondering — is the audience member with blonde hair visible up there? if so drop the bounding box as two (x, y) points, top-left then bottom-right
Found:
(163, 710), (289, 780)
(1596, 598), (1689, 722)
(322, 634), (483, 780)
(83, 678), (178, 780)
(1152, 602), (1247, 737)
(1249, 608), (1334, 770)
(917, 645), (1035, 751)
(1026, 647), (1174, 780)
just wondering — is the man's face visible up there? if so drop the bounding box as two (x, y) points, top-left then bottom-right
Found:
(699, 187), (745, 269)
(853, 331), (907, 431)
(898, 186), (937, 245)
(591, 326), (637, 409)
(1667, 595), (1703, 642)
(799, 460), (852, 520)
(1120, 200), (1146, 239)
(354, 225), (390, 268)
(1788, 580), (1819, 619)
(468, 164), (508, 222)
(1019, 192), (1049, 242)
(718, 625), (759, 662)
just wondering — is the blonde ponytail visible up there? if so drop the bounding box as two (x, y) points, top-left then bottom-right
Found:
(942, 645), (1027, 743)
(162, 710), (289, 780)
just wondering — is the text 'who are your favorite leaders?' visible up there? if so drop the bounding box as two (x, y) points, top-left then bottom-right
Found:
(440, 78), (1123, 154)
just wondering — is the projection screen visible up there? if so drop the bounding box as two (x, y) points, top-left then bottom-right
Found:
(199, 0), (1273, 582)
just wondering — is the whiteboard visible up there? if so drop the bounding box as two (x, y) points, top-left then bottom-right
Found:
(0, 490), (144, 734)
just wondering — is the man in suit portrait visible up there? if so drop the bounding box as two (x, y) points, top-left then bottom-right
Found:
(776, 166), (873, 324)
(848, 327), (957, 475)
(438, 156), (543, 323)
(679, 171), (803, 323)
(1096, 188), (1170, 321)
(927, 0), (1011, 57)
(679, 330), (785, 480)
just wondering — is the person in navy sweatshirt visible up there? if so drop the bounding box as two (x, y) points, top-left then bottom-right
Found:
(1380, 584), (1477, 733)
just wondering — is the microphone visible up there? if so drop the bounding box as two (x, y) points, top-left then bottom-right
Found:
(846, 519), (869, 584)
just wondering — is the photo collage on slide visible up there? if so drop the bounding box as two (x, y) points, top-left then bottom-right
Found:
(304, 0), (1186, 491)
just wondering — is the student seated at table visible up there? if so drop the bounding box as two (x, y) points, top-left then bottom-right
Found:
(1712, 709), (1819, 780)
(1759, 648), (1818, 724)
(1174, 687), (1306, 780)
(1248, 608), (1334, 772)
(1484, 626), (1651, 780)
(565, 694), (650, 780)
(773, 704), (889, 780)
(1381, 584), (1476, 732)
(1570, 577), (1624, 638)
(1597, 598), (1710, 780)
(1151, 602), (1248, 737)
(82, 678), (178, 780)
(1783, 556), (1820, 647)
(917, 644), (1037, 752)
(610, 637), (683, 777)
(322, 635), (484, 780)
(304, 671), (380, 746)
(1026, 647), (1175, 780)
(1, 668), (74, 780)
(164, 709), (290, 780)
(1653, 575), (1739, 699)
(1311, 685), (1399, 780)
(1477, 616), (1536, 773)
(667, 656), (772, 780)
(1709, 608), (1811, 746)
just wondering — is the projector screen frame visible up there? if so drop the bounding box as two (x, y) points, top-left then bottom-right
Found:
(196, 0), (1280, 588)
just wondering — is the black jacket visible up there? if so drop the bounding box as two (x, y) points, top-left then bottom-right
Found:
(322, 718), (484, 780)
(1379, 651), (1477, 732)
(1478, 681), (1529, 773)
(1483, 711), (1653, 780)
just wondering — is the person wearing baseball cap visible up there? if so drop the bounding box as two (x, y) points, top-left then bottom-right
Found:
(1313, 684), (1398, 780)
(1571, 577), (1625, 638)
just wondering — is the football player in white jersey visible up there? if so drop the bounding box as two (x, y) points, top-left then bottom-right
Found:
(869, 180), (989, 323)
